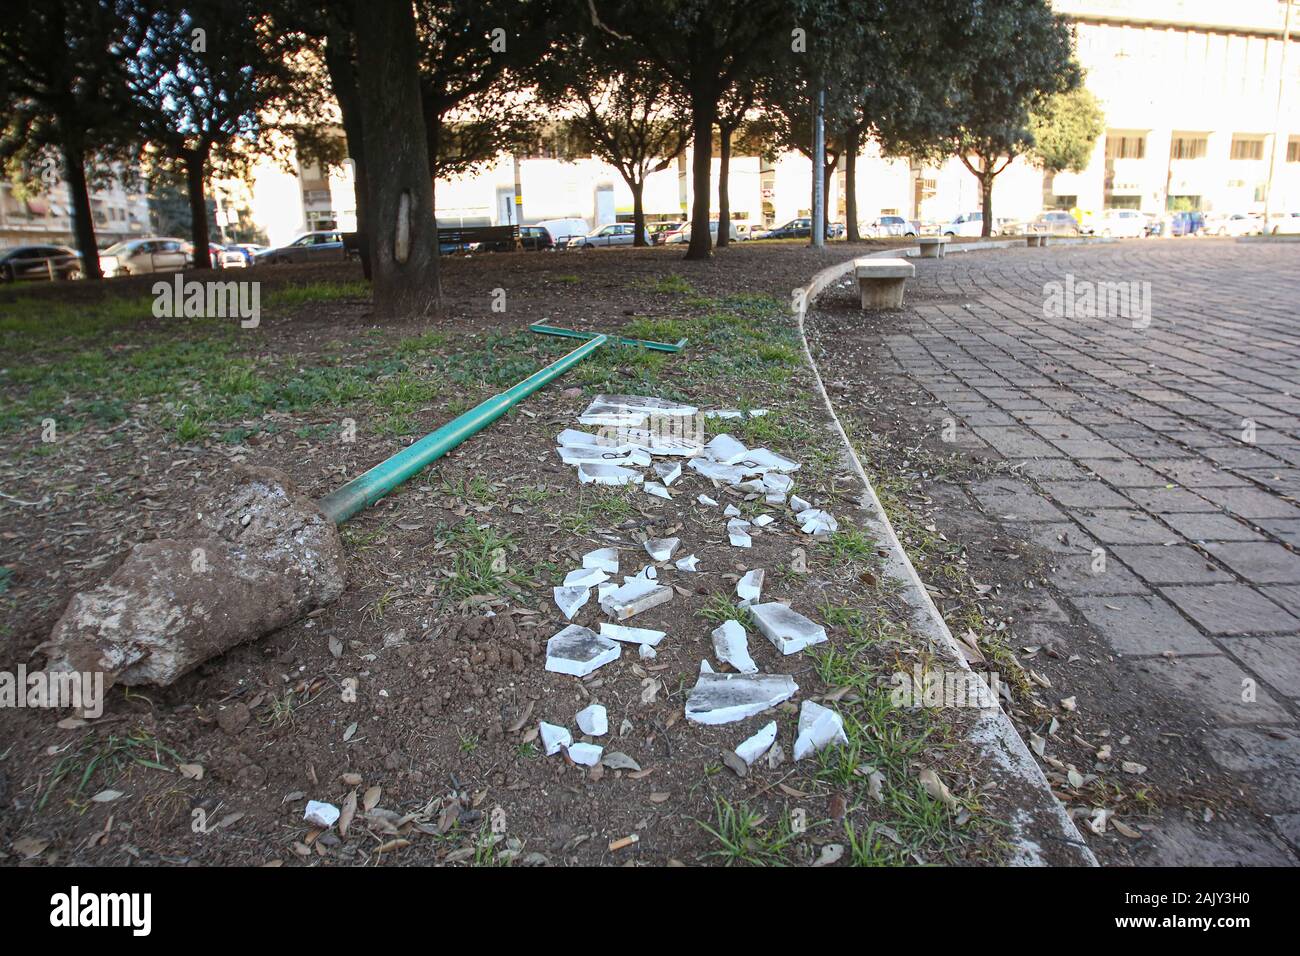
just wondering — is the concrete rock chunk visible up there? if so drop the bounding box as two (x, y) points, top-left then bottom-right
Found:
(685, 672), (797, 725)
(712, 620), (757, 674)
(793, 700), (847, 760)
(600, 577), (672, 620)
(750, 602), (827, 654)
(567, 742), (603, 766)
(304, 800), (341, 828)
(545, 625), (620, 677)
(43, 466), (345, 688)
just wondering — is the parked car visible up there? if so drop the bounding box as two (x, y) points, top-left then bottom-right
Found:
(255, 230), (344, 264)
(649, 221), (684, 245)
(1267, 212), (1300, 235)
(518, 226), (555, 251)
(1207, 213), (1262, 237)
(1170, 211), (1205, 236)
(0, 245), (82, 282)
(1143, 214), (1165, 237)
(533, 218), (589, 248)
(220, 243), (268, 267)
(663, 220), (740, 244)
(1030, 211), (1081, 236)
(99, 237), (188, 277)
(734, 221), (762, 241)
(564, 222), (650, 249)
(863, 215), (916, 238)
(758, 217), (832, 240)
(183, 241), (228, 267)
(940, 212), (990, 237)
(1088, 209), (1146, 238)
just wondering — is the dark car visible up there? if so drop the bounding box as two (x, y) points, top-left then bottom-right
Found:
(1170, 211), (1205, 237)
(255, 230), (344, 264)
(0, 245), (81, 282)
(759, 217), (834, 240)
(518, 226), (554, 251)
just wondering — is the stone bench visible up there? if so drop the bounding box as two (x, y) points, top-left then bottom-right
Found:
(1025, 234), (1048, 247)
(916, 236), (949, 258)
(854, 257), (915, 309)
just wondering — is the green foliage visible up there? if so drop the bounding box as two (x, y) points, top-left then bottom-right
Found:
(1030, 87), (1105, 175)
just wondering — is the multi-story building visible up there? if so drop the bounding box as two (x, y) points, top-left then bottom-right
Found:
(0, 174), (151, 250)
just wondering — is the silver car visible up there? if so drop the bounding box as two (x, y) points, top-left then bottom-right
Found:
(99, 237), (189, 277)
(564, 223), (649, 249)
(256, 231), (345, 264)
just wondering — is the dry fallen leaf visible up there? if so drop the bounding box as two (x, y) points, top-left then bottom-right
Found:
(362, 785), (382, 811)
(917, 768), (957, 808)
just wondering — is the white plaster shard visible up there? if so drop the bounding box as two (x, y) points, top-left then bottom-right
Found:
(539, 720), (573, 756)
(577, 462), (642, 486)
(736, 721), (778, 766)
(553, 585), (590, 620)
(793, 700), (848, 761)
(600, 577), (673, 620)
(567, 741), (603, 766)
(582, 548), (619, 574)
(749, 602), (827, 654)
(685, 672), (798, 725)
(711, 619), (757, 674)
(736, 569), (764, 606)
(304, 800), (340, 828)
(674, 553), (700, 572)
(644, 537), (680, 561)
(728, 518), (752, 548)
(576, 704), (608, 737)
(545, 625), (621, 677)
(563, 566), (609, 589)
(644, 482), (672, 499)
(653, 461), (682, 485)
(599, 621), (666, 647)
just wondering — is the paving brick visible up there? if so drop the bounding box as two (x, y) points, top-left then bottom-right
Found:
(1204, 542), (1300, 584)
(1132, 654), (1291, 724)
(1110, 545), (1233, 584)
(1039, 481), (1132, 509)
(1261, 584), (1300, 618)
(1071, 594), (1220, 656)
(1079, 459), (1168, 487)
(971, 426), (1062, 459)
(1159, 512), (1265, 542)
(1071, 509), (1176, 545)
(1213, 486), (1300, 520)
(1226, 635), (1300, 701)
(1161, 583), (1300, 635)
(1051, 554), (1150, 596)
(973, 492), (1066, 523)
(1120, 486), (1217, 513)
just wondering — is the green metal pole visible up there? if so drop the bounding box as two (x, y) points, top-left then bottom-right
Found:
(319, 334), (608, 524)
(529, 323), (687, 352)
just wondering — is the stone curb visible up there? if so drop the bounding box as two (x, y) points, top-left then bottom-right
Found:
(793, 239), (1099, 866)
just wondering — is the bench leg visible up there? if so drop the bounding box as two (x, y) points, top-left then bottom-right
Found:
(859, 278), (908, 310)
(919, 245), (940, 258)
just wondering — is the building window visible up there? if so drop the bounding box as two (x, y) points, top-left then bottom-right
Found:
(1230, 136), (1265, 161)
(1170, 136), (1208, 160)
(1288, 138), (1300, 162)
(1105, 133), (1146, 159)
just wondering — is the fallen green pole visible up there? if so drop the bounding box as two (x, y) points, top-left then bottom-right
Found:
(529, 323), (687, 352)
(318, 334), (608, 524)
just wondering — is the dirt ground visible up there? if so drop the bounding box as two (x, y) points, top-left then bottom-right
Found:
(2, 242), (1076, 866)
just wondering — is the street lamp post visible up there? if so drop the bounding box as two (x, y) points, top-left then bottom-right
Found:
(811, 87), (825, 248)
(1264, 0), (1295, 228)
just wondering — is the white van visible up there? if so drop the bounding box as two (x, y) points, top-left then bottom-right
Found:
(534, 218), (590, 248)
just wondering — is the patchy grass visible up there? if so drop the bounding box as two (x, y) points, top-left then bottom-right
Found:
(38, 729), (185, 812)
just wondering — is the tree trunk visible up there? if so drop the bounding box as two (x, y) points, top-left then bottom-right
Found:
(822, 162), (833, 235)
(62, 137), (101, 280)
(184, 146), (212, 270)
(631, 178), (647, 246)
(685, 85), (715, 260)
(352, 0), (441, 318)
(323, 26), (371, 279)
(844, 126), (860, 243)
(716, 126), (731, 248)
(981, 166), (994, 238)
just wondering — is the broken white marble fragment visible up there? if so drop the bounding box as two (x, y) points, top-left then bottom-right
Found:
(739, 448), (800, 473)
(711, 620), (757, 674)
(688, 458), (748, 483)
(576, 704), (608, 737)
(749, 602), (828, 654)
(539, 721), (573, 756)
(557, 445), (651, 467)
(638, 643), (656, 659)
(582, 548), (619, 574)
(563, 566), (609, 589)
(723, 503), (741, 517)
(644, 482), (671, 499)
(557, 428), (616, 448)
(793, 700), (848, 760)
(674, 553), (700, 572)
(751, 514), (775, 528)
(567, 742), (603, 766)
(644, 537), (680, 561)
(762, 472), (794, 494)
(697, 494), (718, 507)
(600, 577), (673, 620)
(727, 518), (752, 548)
(685, 672), (798, 725)
(736, 569), (765, 606)
(545, 625), (621, 677)
(599, 622), (666, 646)
(798, 509), (838, 535)
(304, 800), (340, 828)
(579, 394), (698, 428)
(577, 462), (642, 486)
(553, 585), (590, 621)
(735, 721), (778, 766)
(703, 433), (749, 464)
(653, 461), (682, 485)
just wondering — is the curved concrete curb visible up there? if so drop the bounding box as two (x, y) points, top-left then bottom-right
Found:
(793, 240), (1099, 866)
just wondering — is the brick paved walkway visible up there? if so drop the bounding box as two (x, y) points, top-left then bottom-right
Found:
(852, 239), (1300, 860)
